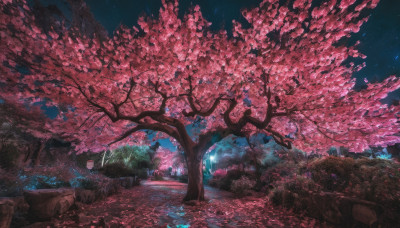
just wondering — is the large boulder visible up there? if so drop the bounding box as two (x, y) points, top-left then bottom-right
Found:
(352, 204), (377, 226)
(0, 198), (14, 228)
(23, 188), (75, 220)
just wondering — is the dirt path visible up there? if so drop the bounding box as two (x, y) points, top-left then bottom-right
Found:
(42, 179), (332, 227)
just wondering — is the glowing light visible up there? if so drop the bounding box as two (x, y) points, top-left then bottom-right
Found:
(210, 156), (215, 162)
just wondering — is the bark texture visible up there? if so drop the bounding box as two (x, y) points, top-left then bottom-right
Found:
(184, 152), (204, 201)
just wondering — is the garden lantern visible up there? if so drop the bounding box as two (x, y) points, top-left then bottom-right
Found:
(86, 160), (94, 170)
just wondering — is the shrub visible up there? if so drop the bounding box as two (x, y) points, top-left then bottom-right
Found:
(106, 145), (158, 170)
(70, 177), (99, 190)
(25, 175), (71, 189)
(99, 163), (135, 178)
(270, 187), (284, 206)
(231, 176), (256, 196)
(219, 169), (246, 190)
(208, 169), (253, 191)
(135, 168), (148, 179)
(178, 174), (188, 183)
(261, 160), (300, 190)
(153, 170), (163, 180)
(213, 169), (227, 178)
(269, 156), (400, 214)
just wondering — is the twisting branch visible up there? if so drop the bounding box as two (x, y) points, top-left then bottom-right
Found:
(63, 72), (119, 122)
(108, 123), (182, 146)
(195, 127), (231, 157)
(182, 75), (225, 117)
(265, 127), (292, 149)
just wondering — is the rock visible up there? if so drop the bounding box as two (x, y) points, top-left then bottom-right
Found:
(10, 196), (29, 213)
(119, 177), (134, 189)
(23, 188), (75, 220)
(352, 204), (377, 226)
(9, 196), (30, 228)
(133, 176), (140, 186)
(0, 198), (14, 228)
(75, 189), (96, 204)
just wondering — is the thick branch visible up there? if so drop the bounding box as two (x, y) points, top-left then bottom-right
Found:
(265, 128), (292, 149)
(108, 123), (181, 146)
(194, 128), (231, 156)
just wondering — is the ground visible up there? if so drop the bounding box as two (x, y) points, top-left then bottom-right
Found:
(34, 179), (333, 227)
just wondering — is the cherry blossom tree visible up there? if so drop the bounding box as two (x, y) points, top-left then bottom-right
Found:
(1, 0), (399, 200)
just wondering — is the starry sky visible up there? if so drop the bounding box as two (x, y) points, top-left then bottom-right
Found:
(36, 0), (400, 150)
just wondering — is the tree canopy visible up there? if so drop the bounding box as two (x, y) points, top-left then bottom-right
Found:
(1, 0), (399, 155)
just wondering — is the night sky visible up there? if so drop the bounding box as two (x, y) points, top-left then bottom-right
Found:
(37, 0), (400, 150)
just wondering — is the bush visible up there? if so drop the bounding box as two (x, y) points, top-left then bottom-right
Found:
(70, 177), (99, 190)
(135, 169), (148, 179)
(106, 145), (158, 170)
(308, 156), (355, 191)
(220, 169), (248, 190)
(26, 175), (71, 189)
(208, 169), (254, 191)
(231, 176), (256, 196)
(153, 170), (163, 180)
(99, 163), (135, 178)
(178, 174), (188, 183)
(269, 156), (400, 214)
(261, 160), (300, 190)
(213, 169), (227, 178)
(270, 187), (284, 206)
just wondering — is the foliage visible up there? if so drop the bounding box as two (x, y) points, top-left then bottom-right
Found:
(178, 174), (188, 183)
(213, 169), (227, 178)
(231, 176), (256, 196)
(152, 169), (164, 181)
(261, 160), (301, 190)
(24, 174), (71, 189)
(268, 156), (400, 213)
(308, 156), (356, 191)
(106, 145), (158, 170)
(136, 168), (148, 179)
(209, 169), (255, 191)
(99, 162), (135, 178)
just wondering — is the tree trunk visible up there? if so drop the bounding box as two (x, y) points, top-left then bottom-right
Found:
(31, 140), (46, 167)
(183, 152), (204, 201)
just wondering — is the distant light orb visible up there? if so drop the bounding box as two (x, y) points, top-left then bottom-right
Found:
(210, 156), (215, 162)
